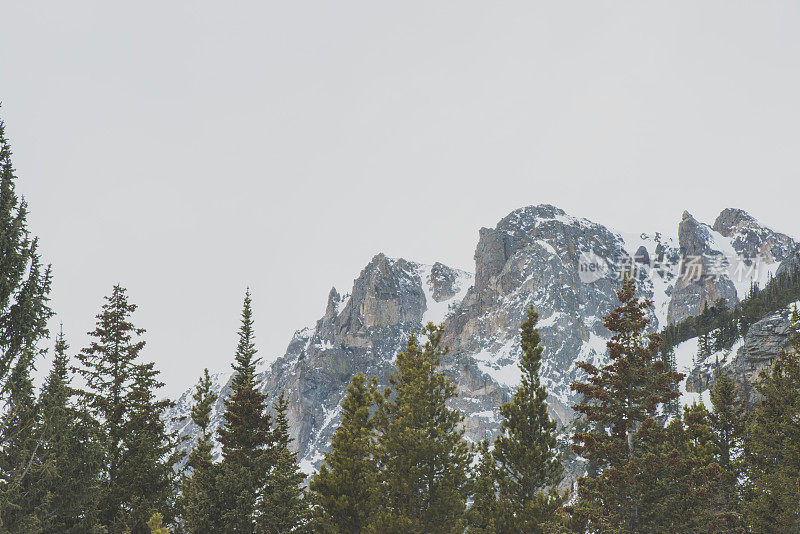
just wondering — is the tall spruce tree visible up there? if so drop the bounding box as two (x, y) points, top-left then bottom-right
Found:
(180, 369), (218, 533)
(0, 114), (53, 392)
(570, 278), (686, 532)
(216, 289), (273, 533)
(310, 372), (379, 533)
(256, 390), (307, 533)
(493, 304), (563, 533)
(742, 308), (800, 533)
(0, 112), (54, 530)
(0, 349), (42, 531)
(366, 324), (471, 534)
(75, 286), (176, 533)
(36, 329), (104, 533)
(115, 361), (180, 531)
(709, 368), (746, 530)
(466, 439), (499, 534)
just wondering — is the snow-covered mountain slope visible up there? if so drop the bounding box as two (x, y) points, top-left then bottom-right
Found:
(167, 205), (797, 474)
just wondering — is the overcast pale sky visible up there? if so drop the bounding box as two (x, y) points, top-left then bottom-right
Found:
(1, 1), (798, 396)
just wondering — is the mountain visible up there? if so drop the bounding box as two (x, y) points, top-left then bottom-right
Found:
(168, 205), (797, 473)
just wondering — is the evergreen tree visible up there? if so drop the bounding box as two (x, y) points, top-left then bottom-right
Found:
(311, 372), (378, 533)
(75, 286), (176, 533)
(0, 113), (53, 391)
(0, 112), (54, 530)
(466, 439), (499, 534)
(216, 289), (273, 533)
(36, 329), (105, 533)
(708, 368), (746, 530)
(115, 361), (180, 531)
(180, 368), (218, 533)
(638, 404), (722, 532)
(367, 324), (471, 534)
(697, 331), (713, 364)
(0, 350), (42, 531)
(742, 308), (800, 532)
(662, 347), (681, 420)
(256, 390), (307, 533)
(493, 304), (564, 533)
(570, 278), (687, 532)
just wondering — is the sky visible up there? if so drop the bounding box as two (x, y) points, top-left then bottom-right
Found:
(1, 1), (799, 396)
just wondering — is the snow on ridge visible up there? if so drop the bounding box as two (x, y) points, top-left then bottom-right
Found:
(416, 263), (474, 326)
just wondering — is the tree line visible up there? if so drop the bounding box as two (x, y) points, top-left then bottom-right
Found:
(660, 260), (800, 358)
(1, 114), (799, 532)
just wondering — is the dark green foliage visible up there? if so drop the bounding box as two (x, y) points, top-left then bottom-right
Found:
(0, 349), (42, 531)
(116, 362), (181, 531)
(0, 112), (54, 530)
(180, 369), (217, 533)
(367, 324), (471, 534)
(216, 289), (273, 532)
(570, 278), (690, 532)
(660, 257), (800, 357)
(466, 439), (498, 534)
(697, 331), (712, 364)
(0, 114), (53, 392)
(742, 308), (800, 533)
(36, 329), (105, 533)
(256, 390), (308, 533)
(493, 304), (564, 533)
(310, 372), (378, 533)
(708, 368), (746, 530)
(75, 286), (177, 533)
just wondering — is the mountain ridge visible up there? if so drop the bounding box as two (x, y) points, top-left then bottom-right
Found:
(168, 204), (797, 474)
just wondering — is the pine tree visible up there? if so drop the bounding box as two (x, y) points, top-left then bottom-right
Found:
(466, 439), (499, 534)
(115, 361), (180, 532)
(0, 111), (53, 530)
(0, 113), (53, 391)
(36, 329), (105, 533)
(256, 390), (308, 533)
(75, 286), (177, 533)
(570, 278), (686, 532)
(662, 346), (681, 420)
(742, 308), (800, 532)
(697, 331), (713, 364)
(366, 324), (471, 534)
(180, 368), (218, 533)
(310, 372), (378, 533)
(216, 289), (273, 533)
(639, 404), (722, 532)
(0, 350), (42, 532)
(708, 368), (746, 530)
(493, 304), (563, 533)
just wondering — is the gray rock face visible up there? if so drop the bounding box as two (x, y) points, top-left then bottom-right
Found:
(168, 204), (795, 474)
(170, 254), (473, 470)
(667, 212), (739, 325)
(429, 262), (459, 302)
(440, 205), (661, 429)
(686, 306), (796, 406)
(714, 208), (796, 264)
(777, 244), (800, 278)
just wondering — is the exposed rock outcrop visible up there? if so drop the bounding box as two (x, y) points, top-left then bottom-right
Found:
(667, 212), (739, 325)
(686, 306), (797, 406)
(168, 205), (795, 474)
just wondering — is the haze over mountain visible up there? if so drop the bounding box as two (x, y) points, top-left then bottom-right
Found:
(3, 2), (800, 397)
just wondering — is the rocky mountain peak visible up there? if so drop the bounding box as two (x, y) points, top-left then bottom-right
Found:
(168, 204), (796, 474)
(712, 208), (795, 265)
(713, 208), (757, 237)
